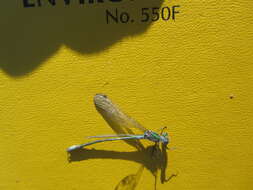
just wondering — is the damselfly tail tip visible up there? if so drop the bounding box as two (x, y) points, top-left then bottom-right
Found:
(67, 145), (81, 152)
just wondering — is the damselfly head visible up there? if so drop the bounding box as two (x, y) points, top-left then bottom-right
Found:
(161, 132), (169, 145)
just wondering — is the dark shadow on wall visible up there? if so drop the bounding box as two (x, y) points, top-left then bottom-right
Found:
(0, 0), (163, 77)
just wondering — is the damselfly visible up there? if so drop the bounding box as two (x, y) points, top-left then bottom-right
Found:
(67, 94), (169, 152)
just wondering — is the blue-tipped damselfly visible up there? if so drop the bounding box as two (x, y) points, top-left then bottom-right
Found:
(67, 94), (169, 152)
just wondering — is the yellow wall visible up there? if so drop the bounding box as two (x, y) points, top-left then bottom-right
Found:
(1, 1), (253, 190)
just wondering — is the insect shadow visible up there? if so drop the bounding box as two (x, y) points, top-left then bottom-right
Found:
(68, 144), (177, 190)
(68, 99), (177, 190)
